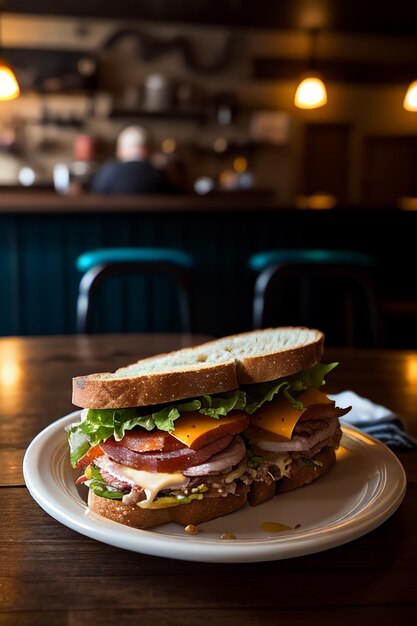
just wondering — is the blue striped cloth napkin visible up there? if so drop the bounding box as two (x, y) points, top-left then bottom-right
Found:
(331, 390), (417, 450)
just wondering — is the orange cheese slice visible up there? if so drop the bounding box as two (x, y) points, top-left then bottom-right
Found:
(171, 412), (249, 450)
(250, 389), (332, 441)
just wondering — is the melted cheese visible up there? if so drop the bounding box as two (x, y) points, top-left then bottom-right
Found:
(171, 412), (242, 448)
(250, 389), (331, 440)
(119, 466), (187, 509)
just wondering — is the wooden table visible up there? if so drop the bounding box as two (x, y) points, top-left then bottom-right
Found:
(1, 334), (416, 624)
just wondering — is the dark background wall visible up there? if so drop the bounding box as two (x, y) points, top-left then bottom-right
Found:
(1, 206), (415, 347)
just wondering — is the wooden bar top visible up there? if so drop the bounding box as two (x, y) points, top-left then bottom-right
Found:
(0, 191), (279, 213)
(0, 190), (408, 213)
(1, 334), (416, 624)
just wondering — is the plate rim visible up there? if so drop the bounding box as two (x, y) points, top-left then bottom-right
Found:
(23, 411), (407, 563)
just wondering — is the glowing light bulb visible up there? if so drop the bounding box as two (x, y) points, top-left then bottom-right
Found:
(406, 356), (417, 384)
(294, 76), (327, 109)
(233, 157), (248, 173)
(403, 80), (417, 111)
(0, 63), (20, 101)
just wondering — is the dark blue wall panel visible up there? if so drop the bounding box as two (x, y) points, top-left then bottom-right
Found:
(0, 208), (414, 340)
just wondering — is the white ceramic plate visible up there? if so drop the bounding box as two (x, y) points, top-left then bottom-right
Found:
(23, 411), (407, 563)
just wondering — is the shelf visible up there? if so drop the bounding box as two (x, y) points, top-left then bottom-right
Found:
(108, 108), (206, 123)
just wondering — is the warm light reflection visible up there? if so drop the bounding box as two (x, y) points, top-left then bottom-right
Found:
(0, 361), (22, 386)
(0, 344), (23, 388)
(335, 446), (352, 460)
(161, 138), (176, 154)
(403, 80), (417, 111)
(0, 343), (24, 414)
(398, 197), (417, 211)
(294, 76), (327, 109)
(213, 138), (228, 153)
(295, 193), (336, 210)
(233, 157), (248, 173)
(0, 63), (20, 101)
(405, 356), (417, 385)
(219, 169), (236, 188)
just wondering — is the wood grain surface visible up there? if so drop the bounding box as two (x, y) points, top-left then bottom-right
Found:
(1, 334), (416, 624)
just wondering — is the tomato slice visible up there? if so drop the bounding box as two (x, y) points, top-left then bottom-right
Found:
(100, 434), (234, 473)
(75, 444), (104, 469)
(121, 430), (183, 453)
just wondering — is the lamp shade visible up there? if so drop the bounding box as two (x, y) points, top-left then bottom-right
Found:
(403, 80), (417, 112)
(294, 75), (327, 109)
(0, 61), (20, 100)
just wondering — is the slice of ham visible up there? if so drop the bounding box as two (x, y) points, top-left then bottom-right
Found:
(183, 436), (246, 477)
(100, 433), (234, 473)
(297, 403), (351, 422)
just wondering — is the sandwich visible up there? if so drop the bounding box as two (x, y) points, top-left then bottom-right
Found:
(67, 327), (350, 529)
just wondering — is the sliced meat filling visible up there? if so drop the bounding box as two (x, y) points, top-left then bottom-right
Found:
(92, 436), (248, 502)
(247, 417), (343, 485)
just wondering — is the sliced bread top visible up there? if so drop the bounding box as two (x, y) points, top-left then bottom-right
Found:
(72, 327), (324, 408)
(212, 327), (324, 384)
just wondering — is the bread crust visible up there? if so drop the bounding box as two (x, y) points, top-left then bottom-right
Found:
(236, 340), (324, 384)
(88, 482), (249, 529)
(73, 361), (238, 409)
(72, 327), (324, 409)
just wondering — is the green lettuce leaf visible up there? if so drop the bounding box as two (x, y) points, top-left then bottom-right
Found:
(296, 362), (338, 390)
(86, 467), (126, 499)
(243, 362), (338, 415)
(69, 436), (90, 469)
(89, 482), (126, 499)
(199, 390), (246, 417)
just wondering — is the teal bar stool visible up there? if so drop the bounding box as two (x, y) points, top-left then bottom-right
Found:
(249, 249), (380, 346)
(76, 247), (195, 333)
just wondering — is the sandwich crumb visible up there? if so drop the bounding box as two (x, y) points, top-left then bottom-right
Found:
(221, 532), (236, 540)
(184, 524), (199, 535)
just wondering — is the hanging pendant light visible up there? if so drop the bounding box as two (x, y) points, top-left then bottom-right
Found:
(0, 3), (20, 101)
(0, 62), (19, 100)
(294, 74), (327, 109)
(294, 30), (327, 110)
(403, 80), (417, 112)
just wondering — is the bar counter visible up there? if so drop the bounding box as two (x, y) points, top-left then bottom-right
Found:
(0, 191), (279, 213)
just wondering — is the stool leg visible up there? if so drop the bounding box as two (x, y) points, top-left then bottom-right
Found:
(76, 264), (107, 334)
(253, 268), (278, 329)
(77, 262), (194, 334)
(253, 274), (266, 329)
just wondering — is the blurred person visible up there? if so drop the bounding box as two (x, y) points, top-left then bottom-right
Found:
(91, 126), (178, 195)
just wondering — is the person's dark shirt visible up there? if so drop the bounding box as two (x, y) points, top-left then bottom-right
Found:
(91, 159), (177, 195)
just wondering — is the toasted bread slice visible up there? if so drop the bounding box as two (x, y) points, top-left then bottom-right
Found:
(73, 327), (324, 408)
(212, 327), (324, 384)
